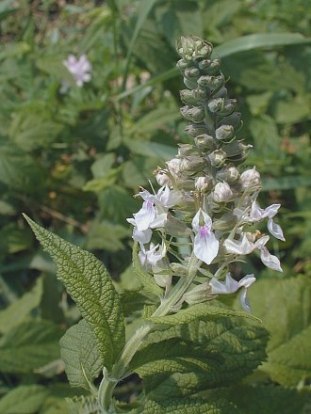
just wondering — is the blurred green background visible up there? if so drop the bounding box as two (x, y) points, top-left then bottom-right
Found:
(0, 0), (310, 412)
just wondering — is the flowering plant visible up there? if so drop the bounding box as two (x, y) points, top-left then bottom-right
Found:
(24, 36), (292, 413)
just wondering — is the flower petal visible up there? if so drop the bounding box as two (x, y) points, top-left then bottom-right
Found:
(267, 218), (285, 241)
(260, 246), (283, 272)
(210, 273), (239, 294)
(224, 234), (255, 255)
(132, 227), (152, 244)
(192, 208), (212, 232)
(264, 203), (281, 218)
(238, 274), (256, 289)
(133, 200), (156, 231)
(193, 230), (219, 265)
(239, 288), (251, 312)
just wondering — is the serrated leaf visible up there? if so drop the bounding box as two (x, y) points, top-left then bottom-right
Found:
(0, 385), (49, 414)
(131, 318), (267, 398)
(60, 319), (104, 389)
(0, 277), (43, 334)
(0, 320), (62, 373)
(85, 220), (130, 252)
(66, 395), (99, 414)
(249, 275), (311, 386)
(139, 397), (239, 414)
(132, 242), (163, 299)
(148, 302), (259, 325)
(23, 215), (125, 370)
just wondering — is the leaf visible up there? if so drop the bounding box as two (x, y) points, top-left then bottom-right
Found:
(132, 242), (163, 299)
(131, 318), (268, 398)
(262, 175), (311, 191)
(0, 277), (43, 334)
(249, 275), (311, 386)
(0, 320), (62, 373)
(213, 33), (311, 58)
(125, 139), (176, 160)
(85, 220), (130, 252)
(249, 114), (280, 156)
(23, 215), (125, 370)
(148, 302), (259, 325)
(274, 94), (310, 123)
(60, 319), (104, 389)
(66, 395), (99, 414)
(139, 397), (239, 414)
(0, 385), (49, 414)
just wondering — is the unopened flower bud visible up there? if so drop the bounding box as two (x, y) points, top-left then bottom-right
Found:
(218, 112), (241, 129)
(155, 169), (171, 186)
(166, 158), (182, 177)
(240, 167), (261, 190)
(183, 77), (198, 89)
(184, 67), (200, 79)
(213, 182), (233, 203)
(216, 166), (240, 183)
(183, 282), (214, 305)
(180, 105), (205, 123)
(208, 98), (237, 115)
(178, 144), (194, 156)
(195, 176), (212, 192)
(180, 89), (197, 105)
(194, 134), (215, 150)
(180, 156), (205, 174)
(197, 74), (225, 91)
(213, 86), (228, 98)
(176, 59), (189, 70)
(208, 149), (226, 167)
(215, 125), (235, 141)
(185, 124), (207, 137)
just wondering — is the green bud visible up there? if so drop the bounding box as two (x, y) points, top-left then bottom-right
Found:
(194, 134), (215, 150)
(176, 58), (190, 70)
(180, 89), (197, 105)
(209, 149), (227, 167)
(184, 67), (200, 79)
(197, 74), (225, 90)
(177, 36), (213, 61)
(185, 123), (208, 137)
(216, 166), (240, 183)
(208, 98), (237, 115)
(180, 155), (205, 174)
(180, 105), (205, 123)
(213, 86), (228, 98)
(183, 282), (214, 305)
(178, 144), (195, 156)
(218, 112), (241, 129)
(215, 125), (235, 141)
(184, 77), (198, 89)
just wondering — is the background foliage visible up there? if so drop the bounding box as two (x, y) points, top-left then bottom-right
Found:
(0, 0), (310, 412)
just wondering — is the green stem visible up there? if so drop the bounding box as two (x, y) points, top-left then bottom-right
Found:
(98, 255), (200, 412)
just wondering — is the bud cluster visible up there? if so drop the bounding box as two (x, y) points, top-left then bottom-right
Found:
(127, 36), (284, 312)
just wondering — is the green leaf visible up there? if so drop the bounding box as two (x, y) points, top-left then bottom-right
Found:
(262, 175), (311, 191)
(139, 397), (239, 414)
(0, 385), (49, 414)
(60, 319), (104, 389)
(132, 242), (163, 299)
(86, 220), (130, 252)
(249, 114), (280, 156)
(0, 277), (43, 334)
(131, 318), (267, 398)
(249, 275), (311, 386)
(125, 139), (176, 160)
(213, 33), (311, 58)
(23, 215), (125, 370)
(0, 320), (62, 373)
(66, 395), (99, 414)
(148, 302), (259, 325)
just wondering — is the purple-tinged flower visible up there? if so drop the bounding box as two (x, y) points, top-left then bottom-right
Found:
(210, 273), (256, 311)
(63, 54), (92, 87)
(250, 202), (285, 241)
(192, 208), (219, 265)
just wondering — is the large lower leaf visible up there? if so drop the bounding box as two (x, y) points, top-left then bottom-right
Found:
(24, 215), (125, 370)
(131, 318), (268, 399)
(0, 320), (62, 373)
(60, 319), (104, 389)
(249, 275), (311, 386)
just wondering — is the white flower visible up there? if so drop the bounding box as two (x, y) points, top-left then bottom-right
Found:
(250, 202), (285, 241)
(139, 243), (166, 271)
(240, 167), (261, 190)
(213, 182), (233, 203)
(195, 176), (211, 192)
(224, 233), (283, 272)
(210, 273), (256, 312)
(192, 208), (219, 265)
(166, 158), (182, 178)
(127, 186), (181, 244)
(63, 54), (92, 87)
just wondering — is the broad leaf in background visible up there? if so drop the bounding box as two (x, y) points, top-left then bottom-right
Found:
(23, 215), (125, 370)
(249, 275), (311, 387)
(0, 385), (49, 414)
(60, 319), (104, 390)
(0, 276), (43, 334)
(0, 320), (62, 373)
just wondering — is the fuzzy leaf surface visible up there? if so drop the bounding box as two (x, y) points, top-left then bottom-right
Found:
(131, 318), (268, 398)
(23, 215), (125, 370)
(0, 320), (62, 373)
(60, 319), (104, 389)
(148, 303), (259, 326)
